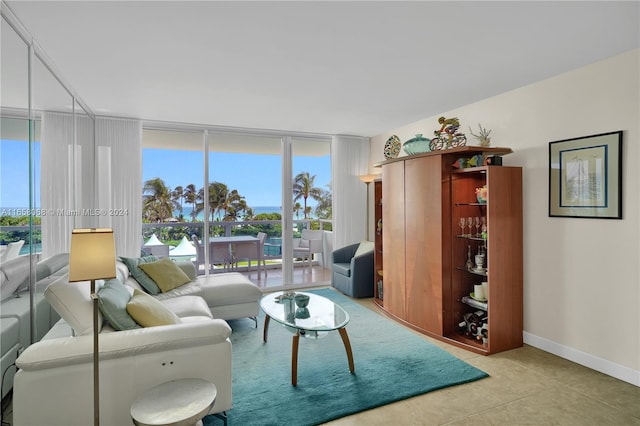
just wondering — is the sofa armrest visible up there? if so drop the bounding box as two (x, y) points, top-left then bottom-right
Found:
(332, 243), (359, 264)
(16, 318), (230, 372)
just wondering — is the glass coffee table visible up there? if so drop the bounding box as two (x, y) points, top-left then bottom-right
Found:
(260, 291), (355, 386)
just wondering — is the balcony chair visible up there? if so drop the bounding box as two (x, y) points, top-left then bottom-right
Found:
(191, 234), (231, 274)
(331, 241), (375, 298)
(293, 230), (324, 270)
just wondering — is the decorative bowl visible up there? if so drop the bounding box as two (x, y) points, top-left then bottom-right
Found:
(403, 134), (431, 155)
(294, 294), (310, 308)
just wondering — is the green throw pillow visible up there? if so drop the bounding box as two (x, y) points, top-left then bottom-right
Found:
(119, 255), (161, 295)
(126, 289), (180, 327)
(97, 278), (139, 331)
(138, 257), (191, 293)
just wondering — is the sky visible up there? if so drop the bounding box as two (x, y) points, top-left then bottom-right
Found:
(143, 149), (331, 209)
(0, 140), (41, 207)
(0, 139), (330, 210)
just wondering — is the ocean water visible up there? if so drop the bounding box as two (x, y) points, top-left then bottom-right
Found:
(177, 206), (283, 220)
(0, 206), (284, 219)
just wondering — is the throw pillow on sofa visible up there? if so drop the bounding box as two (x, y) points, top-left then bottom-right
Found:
(97, 278), (139, 331)
(119, 255), (161, 295)
(137, 257), (191, 293)
(126, 289), (180, 327)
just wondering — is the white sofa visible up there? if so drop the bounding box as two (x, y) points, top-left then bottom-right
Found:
(115, 260), (263, 323)
(12, 259), (263, 426)
(0, 253), (69, 398)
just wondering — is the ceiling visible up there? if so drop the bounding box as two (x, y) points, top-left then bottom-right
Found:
(3, 1), (639, 137)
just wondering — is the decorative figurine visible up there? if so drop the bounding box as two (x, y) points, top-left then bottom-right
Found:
(468, 123), (492, 147)
(430, 116), (467, 150)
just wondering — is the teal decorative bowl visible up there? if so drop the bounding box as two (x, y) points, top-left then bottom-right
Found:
(294, 294), (310, 308)
(403, 134), (431, 155)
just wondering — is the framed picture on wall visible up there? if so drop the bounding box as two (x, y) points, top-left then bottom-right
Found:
(548, 131), (622, 219)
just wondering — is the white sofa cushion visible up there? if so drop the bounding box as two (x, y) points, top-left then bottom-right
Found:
(160, 295), (212, 319)
(44, 276), (103, 336)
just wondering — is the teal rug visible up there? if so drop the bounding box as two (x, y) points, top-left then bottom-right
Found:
(204, 288), (488, 425)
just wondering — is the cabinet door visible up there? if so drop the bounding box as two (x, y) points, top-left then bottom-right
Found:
(485, 166), (523, 352)
(382, 161), (406, 319)
(405, 156), (444, 333)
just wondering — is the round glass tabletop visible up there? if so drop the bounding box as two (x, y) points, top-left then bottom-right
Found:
(260, 291), (349, 332)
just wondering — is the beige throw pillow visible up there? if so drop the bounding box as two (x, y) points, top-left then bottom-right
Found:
(137, 257), (191, 293)
(126, 289), (180, 327)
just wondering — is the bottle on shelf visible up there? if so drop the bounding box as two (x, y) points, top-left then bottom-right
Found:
(465, 245), (474, 270)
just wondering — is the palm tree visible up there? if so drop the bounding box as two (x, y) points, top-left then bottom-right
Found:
(223, 190), (247, 221)
(242, 207), (255, 221)
(293, 172), (323, 219)
(293, 202), (302, 219)
(208, 182), (229, 221)
(142, 178), (176, 223)
(172, 185), (184, 220)
(184, 184), (198, 221)
(315, 184), (332, 219)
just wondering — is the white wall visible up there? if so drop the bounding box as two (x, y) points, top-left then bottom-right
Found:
(369, 49), (639, 386)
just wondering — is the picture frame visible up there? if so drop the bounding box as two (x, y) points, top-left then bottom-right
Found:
(549, 131), (622, 219)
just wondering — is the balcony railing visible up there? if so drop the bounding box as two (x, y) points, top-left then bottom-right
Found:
(0, 219), (332, 259)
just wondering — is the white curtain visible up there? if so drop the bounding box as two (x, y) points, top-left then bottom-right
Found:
(40, 112), (95, 257)
(331, 135), (370, 250)
(95, 117), (142, 258)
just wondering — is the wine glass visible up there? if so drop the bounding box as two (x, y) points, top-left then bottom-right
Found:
(466, 217), (474, 237)
(458, 217), (466, 237)
(474, 217), (481, 237)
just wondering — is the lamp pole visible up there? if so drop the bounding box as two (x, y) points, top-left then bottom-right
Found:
(359, 174), (378, 241)
(68, 228), (116, 426)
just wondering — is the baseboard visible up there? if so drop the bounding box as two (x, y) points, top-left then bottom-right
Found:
(523, 331), (639, 387)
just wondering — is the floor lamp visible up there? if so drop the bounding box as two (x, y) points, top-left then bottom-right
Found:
(359, 174), (378, 241)
(68, 228), (116, 426)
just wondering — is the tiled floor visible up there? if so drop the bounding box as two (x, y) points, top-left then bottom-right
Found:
(235, 262), (333, 291)
(3, 282), (639, 426)
(324, 298), (640, 426)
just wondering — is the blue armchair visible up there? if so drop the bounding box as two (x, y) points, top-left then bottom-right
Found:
(331, 241), (375, 298)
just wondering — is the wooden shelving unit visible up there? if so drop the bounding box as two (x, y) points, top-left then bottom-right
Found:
(373, 147), (523, 355)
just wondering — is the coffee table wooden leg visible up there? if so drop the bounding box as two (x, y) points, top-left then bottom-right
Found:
(263, 314), (270, 343)
(292, 332), (300, 386)
(338, 327), (355, 374)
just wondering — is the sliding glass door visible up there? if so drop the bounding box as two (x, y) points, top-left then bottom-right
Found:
(141, 128), (332, 290)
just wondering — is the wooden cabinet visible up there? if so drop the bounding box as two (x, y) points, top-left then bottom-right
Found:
(382, 161), (406, 319)
(374, 147), (523, 355)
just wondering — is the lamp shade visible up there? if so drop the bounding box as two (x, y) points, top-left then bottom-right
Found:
(68, 228), (116, 282)
(359, 174), (378, 184)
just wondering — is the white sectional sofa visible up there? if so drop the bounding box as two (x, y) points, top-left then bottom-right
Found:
(0, 253), (69, 399)
(12, 258), (263, 426)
